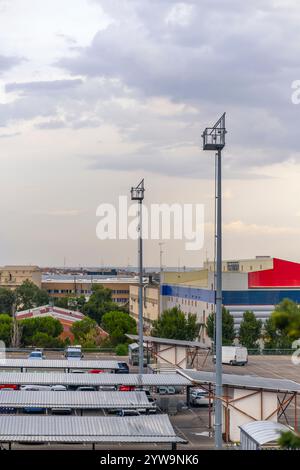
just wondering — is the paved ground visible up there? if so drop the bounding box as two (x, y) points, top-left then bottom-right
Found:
(2, 352), (300, 451)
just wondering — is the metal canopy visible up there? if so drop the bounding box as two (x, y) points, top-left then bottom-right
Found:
(0, 414), (185, 444)
(179, 370), (300, 393)
(0, 372), (191, 387)
(240, 421), (290, 448)
(0, 391), (152, 409)
(126, 334), (208, 349)
(0, 359), (120, 370)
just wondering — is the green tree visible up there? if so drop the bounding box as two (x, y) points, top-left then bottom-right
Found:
(0, 314), (13, 346)
(53, 297), (69, 309)
(20, 316), (63, 346)
(102, 310), (137, 346)
(0, 288), (15, 315)
(15, 280), (49, 311)
(278, 431), (300, 449)
(206, 307), (235, 346)
(272, 299), (300, 340)
(83, 285), (119, 324)
(71, 317), (98, 347)
(263, 316), (293, 349)
(30, 332), (64, 348)
(239, 311), (262, 349)
(53, 295), (86, 311)
(151, 306), (200, 341)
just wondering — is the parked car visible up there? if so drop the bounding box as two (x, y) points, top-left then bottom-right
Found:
(89, 369), (104, 374)
(76, 386), (97, 391)
(0, 384), (18, 390)
(190, 389), (210, 407)
(64, 345), (83, 361)
(50, 385), (67, 391)
(99, 386), (117, 392)
(117, 409), (140, 417)
(115, 362), (129, 374)
(51, 408), (72, 415)
(158, 386), (176, 395)
(213, 346), (248, 366)
(119, 385), (135, 392)
(20, 385), (51, 391)
(28, 350), (45, 360)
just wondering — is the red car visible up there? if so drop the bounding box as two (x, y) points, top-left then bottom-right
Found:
(119, 385), (135, 392)
(88, 369), (104, 374)
(0, 384), (18, 390)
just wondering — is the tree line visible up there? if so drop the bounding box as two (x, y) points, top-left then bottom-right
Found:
(0, 281), (137, 351)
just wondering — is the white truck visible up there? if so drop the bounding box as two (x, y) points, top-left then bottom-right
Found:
(214, 346), (248, 366)
(64, 345), (83, 361)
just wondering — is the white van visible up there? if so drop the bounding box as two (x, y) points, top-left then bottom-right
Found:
(214, 346), (248, 366)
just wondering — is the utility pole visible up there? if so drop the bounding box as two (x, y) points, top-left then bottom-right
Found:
(202, 113), (226, 449)
(159, 242), (164, 315)
(131, 179), (145, 374)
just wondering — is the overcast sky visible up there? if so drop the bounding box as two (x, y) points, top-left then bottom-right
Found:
(0, 0), (300, 268)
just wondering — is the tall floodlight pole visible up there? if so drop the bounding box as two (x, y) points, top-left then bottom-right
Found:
(131, 179), (145, 374)
(159, 242), (165, 315)
(202, 113), (226, 449)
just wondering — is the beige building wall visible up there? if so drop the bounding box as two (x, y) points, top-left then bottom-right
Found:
(162, 270), (209, 287)
(43, 279), (135, 306)
(129, 285), (159, 330)
(0, 266), (41, 289)
(223, 388), (278, 442)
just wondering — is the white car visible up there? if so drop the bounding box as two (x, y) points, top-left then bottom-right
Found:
(190, 389), (210, 406)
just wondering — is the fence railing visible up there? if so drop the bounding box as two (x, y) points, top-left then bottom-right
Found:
(248, 348), (295, 356)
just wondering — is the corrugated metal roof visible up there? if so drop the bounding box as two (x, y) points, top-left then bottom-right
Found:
(0, 415), (185, 444)
(240, 421), (290, 446)
(0, 391), (152, 409)
(0, 359), (120, 370)
(0, 372), (191, 387)
(179, 370), (300, 393)
(126, 334), (208, 349)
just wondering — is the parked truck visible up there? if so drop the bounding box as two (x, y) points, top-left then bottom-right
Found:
(213, 346), (248, 366)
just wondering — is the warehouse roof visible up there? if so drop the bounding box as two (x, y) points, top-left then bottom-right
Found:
(240, 421), (290, 447)
(0, 359), (120, 370)
(179, 370), (300, 393)
(0, 415), (185, 444)
(126, 334), (208, 349)
(0, 372), (191, 387)
(0, 391), (153, 409)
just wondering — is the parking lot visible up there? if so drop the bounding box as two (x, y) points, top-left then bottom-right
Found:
(2, 352), (300, 450)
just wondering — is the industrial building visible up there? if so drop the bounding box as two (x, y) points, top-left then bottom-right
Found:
(42, 274), (139, 306)
(161, 257), (300, 344)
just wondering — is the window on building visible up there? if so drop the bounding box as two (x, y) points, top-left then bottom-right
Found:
(227, 262), (240, 272)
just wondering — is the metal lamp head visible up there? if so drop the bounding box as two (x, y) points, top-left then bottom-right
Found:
(131, 179), (145, 201)
(202, 112), (226, 151)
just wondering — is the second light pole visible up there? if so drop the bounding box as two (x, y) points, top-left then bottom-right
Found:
(131, 179), (145, 374)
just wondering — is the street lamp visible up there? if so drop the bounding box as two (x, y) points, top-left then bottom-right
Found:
(131, 179), (145, 374)
(202, 113), (226, 449)
(159, 242), (165, 316)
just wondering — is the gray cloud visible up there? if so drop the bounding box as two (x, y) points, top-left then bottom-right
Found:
(0, 54), (23, 74)
(5, 78), (83, 94)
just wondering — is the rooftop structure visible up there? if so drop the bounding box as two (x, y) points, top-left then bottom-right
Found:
(0, 415), (185, 447)
(0, 372), (192, 387)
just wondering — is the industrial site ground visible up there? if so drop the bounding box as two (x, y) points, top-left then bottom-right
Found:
(3, 352), (300, 451)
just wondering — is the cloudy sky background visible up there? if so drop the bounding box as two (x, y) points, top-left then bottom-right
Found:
(0, 0), (300, 268)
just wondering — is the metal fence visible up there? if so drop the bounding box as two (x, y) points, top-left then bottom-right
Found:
(248, 348), (295, 356)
